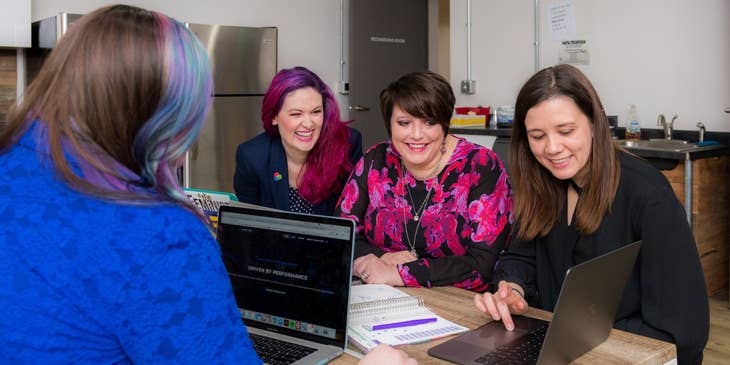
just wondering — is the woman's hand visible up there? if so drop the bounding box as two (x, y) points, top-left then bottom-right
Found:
(381, 251), (418, 265)
(354, 254), (405, 286)
(473, 280), (528, 331)
(358, 344), (418, 365)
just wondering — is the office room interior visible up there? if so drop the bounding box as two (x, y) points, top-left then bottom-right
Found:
(1, 0), (729, 364)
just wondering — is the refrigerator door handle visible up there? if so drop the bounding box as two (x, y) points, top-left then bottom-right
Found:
(183, 152), (191, 188)
(191, 141), (199, 160)
(349, 105), (370, 112)
(724, 107), (730, 113)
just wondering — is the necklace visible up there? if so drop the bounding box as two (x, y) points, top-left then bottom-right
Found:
(400, 140), (447, 257)
(405, 179), (431, 222)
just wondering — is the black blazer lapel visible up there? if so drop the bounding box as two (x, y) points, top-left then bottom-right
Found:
(269, 138), (289, 211)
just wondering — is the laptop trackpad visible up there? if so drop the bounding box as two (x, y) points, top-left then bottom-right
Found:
(460, 323), (527, 348)
(429, 316), (547, 362)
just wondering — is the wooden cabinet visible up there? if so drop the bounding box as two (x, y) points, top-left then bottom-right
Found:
(0, 50), (17, 124)
(662, 156), (730, 295)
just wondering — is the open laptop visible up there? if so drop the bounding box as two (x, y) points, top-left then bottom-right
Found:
(216, 204), (356, 365)
(429, 241), (641, 365)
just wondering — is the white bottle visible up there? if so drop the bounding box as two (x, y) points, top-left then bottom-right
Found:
(624, 104), (641, 141)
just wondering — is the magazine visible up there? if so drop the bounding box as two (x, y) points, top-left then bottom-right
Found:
(183, 188), (238, 229)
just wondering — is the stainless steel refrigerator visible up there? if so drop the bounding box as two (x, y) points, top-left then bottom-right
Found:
(184, 24), (277, 193)
(26, 13), (83, 84)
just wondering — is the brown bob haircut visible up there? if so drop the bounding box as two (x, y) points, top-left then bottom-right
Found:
(510, 64), (621, 240)
(379, 71), (455, 136)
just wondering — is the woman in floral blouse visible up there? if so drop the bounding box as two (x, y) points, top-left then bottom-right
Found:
(335, 71), (513, 292)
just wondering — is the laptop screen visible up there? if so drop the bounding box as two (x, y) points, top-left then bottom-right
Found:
(216, 205), (354, 347)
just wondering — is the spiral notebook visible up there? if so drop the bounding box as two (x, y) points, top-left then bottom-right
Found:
(347, 284), (468, 352)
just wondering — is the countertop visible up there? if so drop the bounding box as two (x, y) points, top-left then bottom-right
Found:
(617, 143), (728, 161)
(451, 126), (730, 161)
(451, 125), (512, 137)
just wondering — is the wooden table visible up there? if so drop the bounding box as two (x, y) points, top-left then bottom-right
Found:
(332, 286), (677, 365)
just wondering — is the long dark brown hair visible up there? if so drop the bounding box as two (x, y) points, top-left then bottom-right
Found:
(510, 64), (620, 239)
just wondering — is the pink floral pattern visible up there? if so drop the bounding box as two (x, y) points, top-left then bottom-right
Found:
(339, 179), (359, 215)
(335, 138), (513, 292)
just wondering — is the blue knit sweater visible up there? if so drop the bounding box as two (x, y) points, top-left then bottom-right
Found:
(0, 124), (262, 364)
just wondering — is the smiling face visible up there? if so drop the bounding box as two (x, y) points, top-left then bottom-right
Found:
(390, 104), (445, 174)
(273, 87), (324, 159)
(524, 96), (593, 183)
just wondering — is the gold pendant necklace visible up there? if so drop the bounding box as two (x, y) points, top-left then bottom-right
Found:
(402, 185), (433, 258)
(400, 139), (447, 257)
(406, 183), (431, 222)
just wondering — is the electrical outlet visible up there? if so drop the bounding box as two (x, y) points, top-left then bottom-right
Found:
(337, 81), (349, 95)
(461, 80), (476, 94)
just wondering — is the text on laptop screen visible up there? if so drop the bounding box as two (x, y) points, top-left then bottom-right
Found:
(217, 210), (353, 344)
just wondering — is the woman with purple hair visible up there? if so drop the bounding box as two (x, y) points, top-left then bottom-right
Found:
(234, 66), (362, 215)
(0, 5), (413, 365)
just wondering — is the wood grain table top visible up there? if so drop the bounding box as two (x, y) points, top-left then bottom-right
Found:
(332, 286), (676, 365)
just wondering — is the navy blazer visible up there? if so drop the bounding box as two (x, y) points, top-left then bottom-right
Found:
(233, 127), (363, 216)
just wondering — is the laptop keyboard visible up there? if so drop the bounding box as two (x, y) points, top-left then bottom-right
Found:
(474, 324), (549, 365)
(249, 333), (317, 365)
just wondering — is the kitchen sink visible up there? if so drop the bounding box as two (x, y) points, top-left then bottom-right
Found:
(616, 139), (705, 152)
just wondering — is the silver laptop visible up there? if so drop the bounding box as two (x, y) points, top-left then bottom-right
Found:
(428, 241), (641, 365)
(217, 204), (356, 365)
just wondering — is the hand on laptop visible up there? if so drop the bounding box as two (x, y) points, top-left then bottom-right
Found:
(381, 251), (418, 265)
(359, 344), (418, 365)
(474, 280), (528, 331)
(354, 254), (405, 286)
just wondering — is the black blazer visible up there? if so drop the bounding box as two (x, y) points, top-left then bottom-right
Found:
(233, 127), (363, 215)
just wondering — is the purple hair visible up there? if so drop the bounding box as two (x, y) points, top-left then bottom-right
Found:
(78, 10), (212, 210)
(261, 67), (353, 204)
(0, 5), (212, 219)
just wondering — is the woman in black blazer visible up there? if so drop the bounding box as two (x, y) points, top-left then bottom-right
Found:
(234, 66), (362, 215)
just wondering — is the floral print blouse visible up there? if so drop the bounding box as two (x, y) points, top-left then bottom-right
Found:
(336, 138), (513, 292)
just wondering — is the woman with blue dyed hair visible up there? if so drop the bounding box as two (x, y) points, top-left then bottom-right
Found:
(0, 5), (415, 365)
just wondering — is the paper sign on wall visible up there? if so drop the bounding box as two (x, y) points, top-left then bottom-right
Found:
(549, 0), (576, 41)
(559, 39), (590, 65)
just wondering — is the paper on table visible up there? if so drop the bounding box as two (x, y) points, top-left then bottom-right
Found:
(347, 285), (468, 352)
(349, 284), (409, 303)
(366, 317), (438, 331)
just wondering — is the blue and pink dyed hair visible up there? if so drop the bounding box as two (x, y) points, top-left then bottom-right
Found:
(261, 67), (354, 204)
(0, 5), (212, 216)
(127, 13), (213, 208)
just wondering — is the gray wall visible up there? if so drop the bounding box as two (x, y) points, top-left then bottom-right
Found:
(450, 0), (730, 132)
(32, 0), (351, 119)
(32, 1), (730, 132)
(32, 0), (341, 79)
(32, 0), (443, 132)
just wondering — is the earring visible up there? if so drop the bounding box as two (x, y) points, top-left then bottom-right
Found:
(441, 138), (447, 153)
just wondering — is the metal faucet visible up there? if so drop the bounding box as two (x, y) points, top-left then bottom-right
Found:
(696, 122), (705, 142)
(657, 114), (675, 140)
